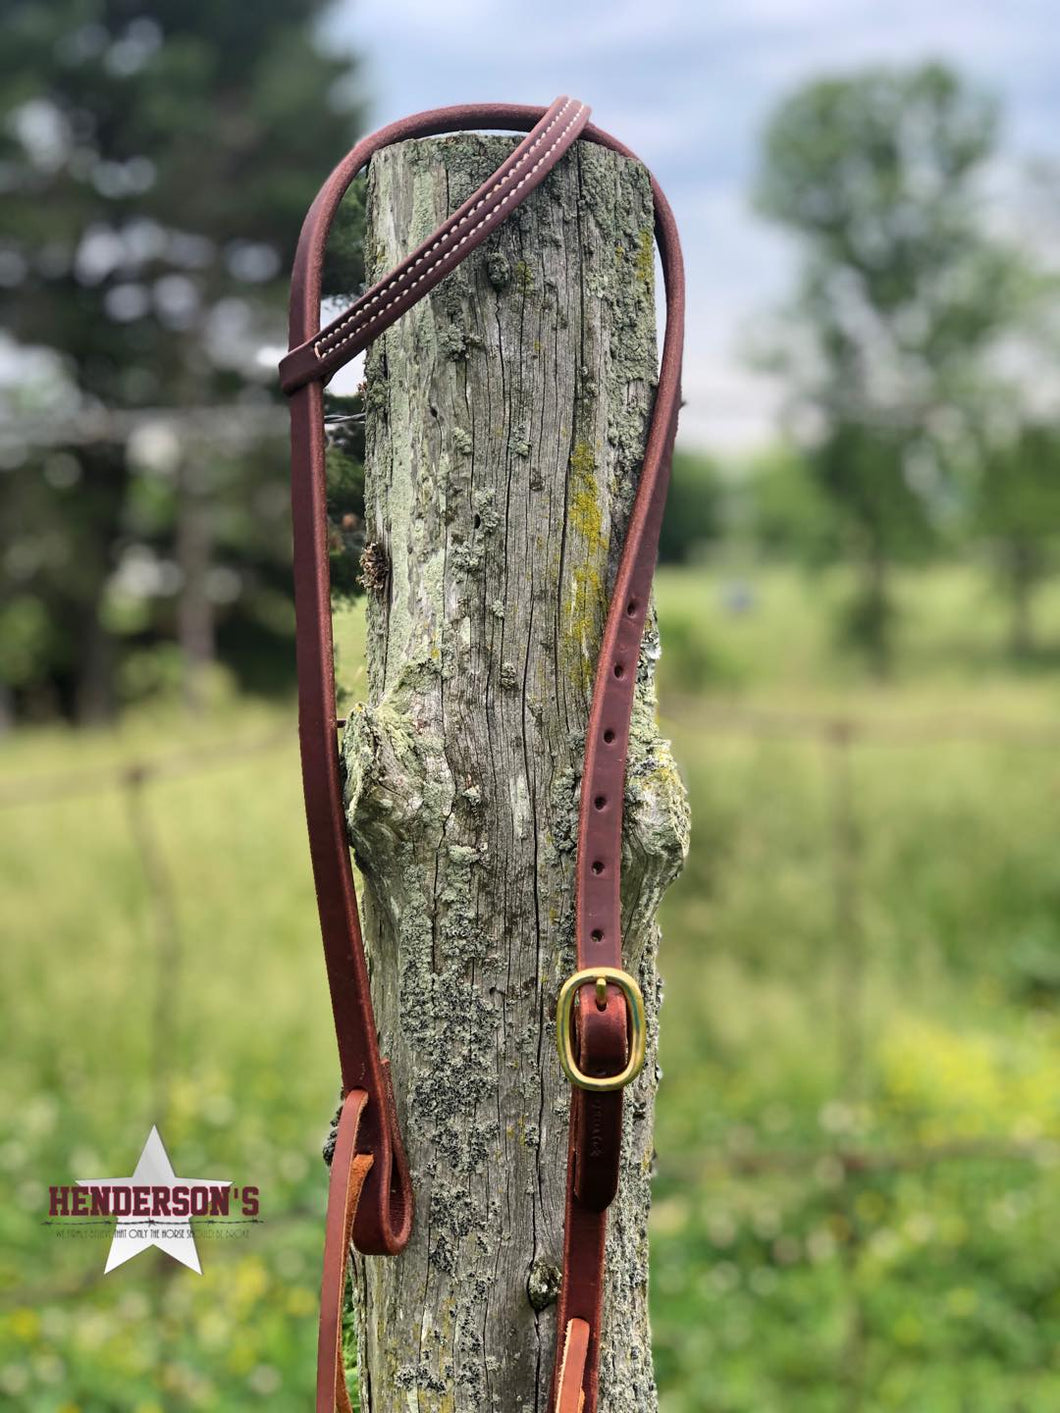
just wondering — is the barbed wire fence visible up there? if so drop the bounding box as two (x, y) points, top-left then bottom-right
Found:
(3, 704), (1058, 1399)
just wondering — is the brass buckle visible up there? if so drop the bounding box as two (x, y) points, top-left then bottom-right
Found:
(556, 966), (647, 1093)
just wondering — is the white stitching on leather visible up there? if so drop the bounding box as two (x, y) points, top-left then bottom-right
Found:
(320, 103), (586, 359)
(312, 100), (585, 363)
(314, 99), (575, 357)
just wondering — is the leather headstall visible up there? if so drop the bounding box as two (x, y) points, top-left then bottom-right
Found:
(279, 96), (684, 1413)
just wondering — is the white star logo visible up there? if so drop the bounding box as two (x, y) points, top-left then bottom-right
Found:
(77, 1126), (230, 1274)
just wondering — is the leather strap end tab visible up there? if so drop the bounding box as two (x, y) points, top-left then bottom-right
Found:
(317, 1089), (374, 1413)
(555, 1318), (590, 1413)
(279, 341), (323, 397)
(350, 1057), (414, 1256)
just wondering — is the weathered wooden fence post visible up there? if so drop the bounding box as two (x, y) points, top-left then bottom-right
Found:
(340, 132), (689, 1411)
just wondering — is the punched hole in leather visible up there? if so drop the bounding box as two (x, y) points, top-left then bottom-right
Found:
(283, 94), (684, 1413)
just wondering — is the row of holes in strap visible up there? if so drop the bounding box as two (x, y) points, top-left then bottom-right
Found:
(586, 594), (640, 946)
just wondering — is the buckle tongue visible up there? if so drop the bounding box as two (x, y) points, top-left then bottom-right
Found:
(556, 966), (646, 1093)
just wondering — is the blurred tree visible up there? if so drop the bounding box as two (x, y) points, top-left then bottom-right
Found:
(742, 443), (842, 567)
(755, 63), (1024, 673)
(0, 0), (367, 721)
(323, 390), (367, 603)
(658, 448), (722, 564)
(973, 422), (1060, 657)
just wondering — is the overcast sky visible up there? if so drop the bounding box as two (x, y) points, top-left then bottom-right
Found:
(326, 0), (1058, 454)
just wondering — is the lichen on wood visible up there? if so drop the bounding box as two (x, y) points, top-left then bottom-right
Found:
(338, 131), (689, 1412)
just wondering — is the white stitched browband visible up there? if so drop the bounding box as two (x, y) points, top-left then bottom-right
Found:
(312, 99), (588, 362)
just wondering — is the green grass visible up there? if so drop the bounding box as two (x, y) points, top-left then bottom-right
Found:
(3, 564), (1060, 1409)
(0, 704), (335, 1411)
(653, 564), (1060, 1411)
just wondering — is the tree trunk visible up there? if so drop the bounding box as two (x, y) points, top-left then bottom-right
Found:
(340, 132), (689, 1412)
(73, 442), (129, 724)
(856, 532), (892, 680)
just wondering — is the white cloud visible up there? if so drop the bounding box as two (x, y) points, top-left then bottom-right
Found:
(326, 0), (1060, 450)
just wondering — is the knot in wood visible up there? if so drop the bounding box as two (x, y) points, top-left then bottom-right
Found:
(527, 1258), (563, 1311)
(358, 539), (390, 594)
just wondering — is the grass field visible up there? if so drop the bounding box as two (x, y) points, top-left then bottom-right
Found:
(3, 564), (1060, 1410)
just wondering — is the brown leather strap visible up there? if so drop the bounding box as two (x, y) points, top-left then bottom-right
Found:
(280, 98), (589, 394)
(282, 96), (684, 1413)
(317, 1089), (374, 1413)
(556, 1318), (591, 1412)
